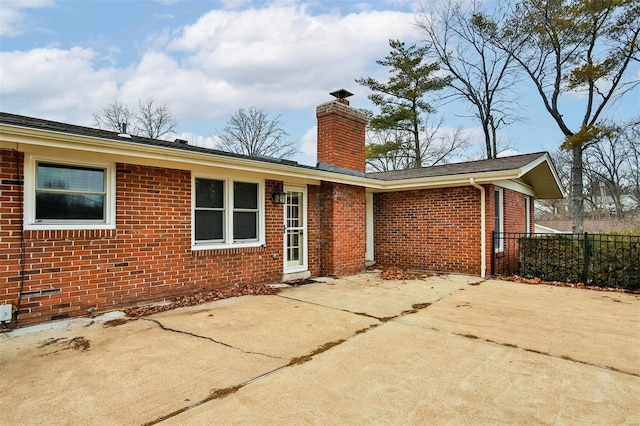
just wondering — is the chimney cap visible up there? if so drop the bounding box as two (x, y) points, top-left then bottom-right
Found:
(329, 89), (353, 100)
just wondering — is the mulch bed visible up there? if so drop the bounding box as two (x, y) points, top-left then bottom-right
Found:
(124, 283), (280, 317)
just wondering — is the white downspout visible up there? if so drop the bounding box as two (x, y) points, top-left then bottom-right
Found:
(470, 178), (486, 278)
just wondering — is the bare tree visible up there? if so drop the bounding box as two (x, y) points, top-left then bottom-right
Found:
(492, 0), (640, 232)
(417, 0), (520, 159)
(133, 98), (179, 139)
(584, 124), (629, 217)
(365, 128), (411, 172)
(93, 100), (132, 134)
(93, 97), (178, 139)
(214, 106), (296, 159)
(624, 119), (640, 210)
(365, 116), (469, 172)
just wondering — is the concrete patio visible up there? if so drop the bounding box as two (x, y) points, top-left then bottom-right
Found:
(1, 273), (638, 425)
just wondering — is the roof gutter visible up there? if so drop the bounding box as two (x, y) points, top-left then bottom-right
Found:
(469, 178), (486, 278)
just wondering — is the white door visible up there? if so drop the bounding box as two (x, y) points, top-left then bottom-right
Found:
(284, 186), (307, 273)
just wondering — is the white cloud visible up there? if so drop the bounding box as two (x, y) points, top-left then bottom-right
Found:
(0, 1), (421, 132)
(164, 4), (419, 109)
(299, 126), (317, 156)
(0, 0), (56, 36)
(0, 47), (119, 124)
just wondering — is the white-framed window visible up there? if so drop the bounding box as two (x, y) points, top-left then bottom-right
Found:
(494, 187), (504, 252)
(24, 156), (116, 230)
(193, 177), (264, 249)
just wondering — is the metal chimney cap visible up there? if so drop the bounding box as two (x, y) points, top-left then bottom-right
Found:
(330, 89), (353, 100)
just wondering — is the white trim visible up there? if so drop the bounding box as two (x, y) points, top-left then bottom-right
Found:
(192, 174), (265, 250)
(490, 179), (535, 197)
(283, 185), (308, 274)
(365, 192), (374, 263)
(1, 125), (564, 198)
(24, 154), (116, 230)
(494, 187), (504, 252)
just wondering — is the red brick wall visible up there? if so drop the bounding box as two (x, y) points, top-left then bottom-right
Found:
(0, 150), (23, 322)
(319, 182), (366, 276)
(374, 186), (483, 274)
(489, 186), (532, 274)
(307, 185), (321, 277)
(316, 101), (367, 173)
(0, 152), (286, 327)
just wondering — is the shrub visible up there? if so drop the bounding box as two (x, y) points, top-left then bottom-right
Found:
(518, 233), (640, 291)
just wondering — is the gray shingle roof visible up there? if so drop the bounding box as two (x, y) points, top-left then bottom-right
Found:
(0, 112), (309, 170)
(366, 152), (549, 180)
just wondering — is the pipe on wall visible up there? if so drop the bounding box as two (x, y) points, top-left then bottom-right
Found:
(469, 178), (486, 278)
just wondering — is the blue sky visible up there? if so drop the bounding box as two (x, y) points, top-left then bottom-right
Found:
(1, 0), (638, 166)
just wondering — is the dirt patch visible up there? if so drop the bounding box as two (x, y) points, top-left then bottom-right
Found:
(208, 385), (243, 399)
(103, 318), (131, 327)
(289, 339), (346, 366)
(285, 278), (317, 286)
(124, 283), (280, 317)
(380, 267), (434, 281)
(37, 336), (90, 354)
(399, 303), (432, 316)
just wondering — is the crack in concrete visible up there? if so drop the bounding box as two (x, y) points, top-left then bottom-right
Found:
(142, 364), (293, 426)
(142, 288), (475, 425)
(402, 322), (640, 379)
(140, 318), (282, 360)
(277, 294), (437, 322)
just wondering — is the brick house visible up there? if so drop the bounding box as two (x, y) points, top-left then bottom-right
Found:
(0, 94), (563, 327)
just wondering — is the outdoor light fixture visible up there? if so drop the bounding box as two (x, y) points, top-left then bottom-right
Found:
(272, 183), (286, 205)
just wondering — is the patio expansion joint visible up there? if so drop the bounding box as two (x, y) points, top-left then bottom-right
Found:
(275, 294), (429, 322)
(399, 322), (640, 379)
(139, 318), (282, 360)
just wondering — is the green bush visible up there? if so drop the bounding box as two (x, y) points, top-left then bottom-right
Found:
(519, 235), (584, 282)
(589, 234), (640, 290)
(518, 233), (640, 290)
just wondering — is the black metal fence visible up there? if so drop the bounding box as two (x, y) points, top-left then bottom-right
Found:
(492, 232), (640, 290)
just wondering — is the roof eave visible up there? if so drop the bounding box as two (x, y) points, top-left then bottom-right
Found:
(0, 123), (379, 188)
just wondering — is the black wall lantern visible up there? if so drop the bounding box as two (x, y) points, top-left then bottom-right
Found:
(272, 182), (287, 205)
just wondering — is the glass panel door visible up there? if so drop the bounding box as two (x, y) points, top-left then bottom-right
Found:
(285, 189), (306, 271)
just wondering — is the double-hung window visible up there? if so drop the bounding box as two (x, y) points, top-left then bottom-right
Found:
(25, 157), (115, 230)
(194, 177), (263, 248)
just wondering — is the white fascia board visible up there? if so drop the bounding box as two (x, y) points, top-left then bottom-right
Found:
(0, 124), (556, 194)
(373, 170), (518, 192)
(0, 124), (375, 188)
(492, 179), (535, 197)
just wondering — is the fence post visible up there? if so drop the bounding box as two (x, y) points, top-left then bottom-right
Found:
(582, 232), (589, 284)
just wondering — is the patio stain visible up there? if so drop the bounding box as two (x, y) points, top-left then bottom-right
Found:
(37, 336), (90, 355)
(102, 318), (132, 327)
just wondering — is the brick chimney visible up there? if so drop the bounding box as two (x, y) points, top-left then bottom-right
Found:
(316, 89), (367, 175)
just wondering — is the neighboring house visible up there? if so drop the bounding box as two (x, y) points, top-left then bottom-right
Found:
(534, 223), (567, 234)
(535, 220), (639, 234)
(0, 94), (563, 327)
